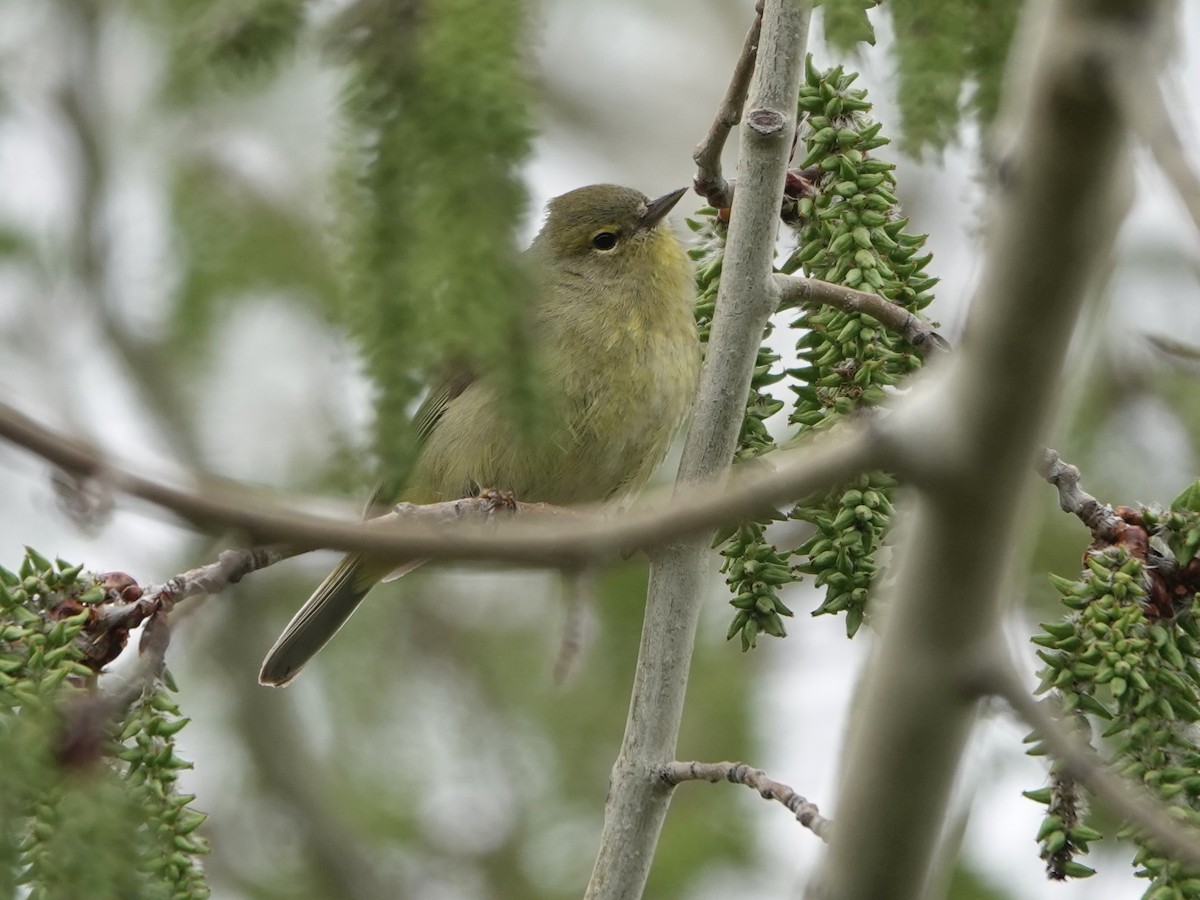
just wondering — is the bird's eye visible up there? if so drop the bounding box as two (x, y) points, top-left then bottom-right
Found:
(591, 231), (618, 251)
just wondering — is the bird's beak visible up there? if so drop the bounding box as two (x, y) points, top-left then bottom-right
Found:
(639, 187), (689, 231)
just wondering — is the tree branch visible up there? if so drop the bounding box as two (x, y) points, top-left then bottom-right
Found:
(809, 2), (1160, 898)
(0, 398), (883, 569)
(1038, 449), (1125, 541)
(773, 274), (950, 356)
(661, 760), (831, 840)
(692, 2), (763, 208)
(146, 546), (294, 612)
(978, 657), (1200, 873)
(585, 3), (812, 898)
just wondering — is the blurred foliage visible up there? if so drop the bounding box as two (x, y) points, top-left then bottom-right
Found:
(944, 865), (1015, 900)
(819, 0), (1020, 154)
(0, 549), (208, 899)
(224, 559), (754, 899)
(889, 0), (1021, 153)
(334, 0), (539, 488)
(140, 0), (309, 100)
(169, 159), (341, 361)
(820, 0), (878, 50)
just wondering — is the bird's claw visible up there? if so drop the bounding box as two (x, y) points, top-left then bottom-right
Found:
(477, 488), (518, 518)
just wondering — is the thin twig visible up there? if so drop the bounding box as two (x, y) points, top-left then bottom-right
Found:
(661, 760), (831, 840)
(773, 274), (950, 356)
(0, 399), (884, 568)
(1037, 449), (1125, 541)
(146, 545), (294, 613)
(978, 656), (1200, 873)
(692, 2), (764, 208)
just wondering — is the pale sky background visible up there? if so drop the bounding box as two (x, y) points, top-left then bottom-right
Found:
(1, 1), (1200, 898)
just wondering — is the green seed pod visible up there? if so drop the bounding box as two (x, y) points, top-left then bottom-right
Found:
(829, 230), (857, 256)
(854, 248), (877, 269)
(1023, 787), (1054, 804)
(1059, 861), (1096, 879)
(726, 611), (750, 640)
(1042, 830), (1068, 855)
(811, 126), (837, 146)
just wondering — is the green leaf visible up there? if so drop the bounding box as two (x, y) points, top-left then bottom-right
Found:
(1172, 480), (1200, 513)
(821, 0), (878, 51)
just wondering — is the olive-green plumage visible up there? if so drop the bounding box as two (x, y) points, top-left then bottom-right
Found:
(259, 184), (699, 686)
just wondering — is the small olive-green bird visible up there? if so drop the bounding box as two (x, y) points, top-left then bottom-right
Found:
(259, 184), (700, 686)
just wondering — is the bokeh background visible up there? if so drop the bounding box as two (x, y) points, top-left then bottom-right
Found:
(2, 1), (1200, 897)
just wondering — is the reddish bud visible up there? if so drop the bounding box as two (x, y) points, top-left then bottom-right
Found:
(100, 571), (142, 602)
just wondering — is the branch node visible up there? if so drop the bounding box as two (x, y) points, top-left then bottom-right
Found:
(747, 107), (785, 136)
(1039, 449), (1124, 541)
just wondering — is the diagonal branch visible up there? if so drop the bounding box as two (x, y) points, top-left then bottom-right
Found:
(773, 274), (950, 356)
(661, 760), (831, 840)
(809, 2), (1162, 898)
(1038, 449), (1125, 541)
(692, 2), (764, 209)
(978, 657), (1200, 873)
(147, 546), (294, 613)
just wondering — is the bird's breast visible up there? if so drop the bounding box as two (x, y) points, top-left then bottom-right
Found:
(548, 287), (700, 501)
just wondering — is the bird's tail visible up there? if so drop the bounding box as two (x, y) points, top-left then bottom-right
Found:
(259, 554), (419, 686)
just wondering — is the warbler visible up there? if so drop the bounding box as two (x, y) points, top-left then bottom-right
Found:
(259, 184), (700, 686)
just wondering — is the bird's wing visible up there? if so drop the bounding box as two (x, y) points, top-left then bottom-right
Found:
(363, 366), (478, 512)
(412, 366), (476, 447)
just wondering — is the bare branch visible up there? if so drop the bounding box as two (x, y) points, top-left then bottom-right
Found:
(587, 3), (814, 898)
(773, 274), (950, 356)
(979, 658), (1200, 873)
(147, 546), (294, 613)
(811, 1), (1160, 897)
(691, 2), (763, 208)
(1038, 449), (1125, 541)
(661, 760), (831, 840)
(0, 399), (884, 568)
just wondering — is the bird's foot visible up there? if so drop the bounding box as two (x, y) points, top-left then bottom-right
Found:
(477, 487), (518, 519)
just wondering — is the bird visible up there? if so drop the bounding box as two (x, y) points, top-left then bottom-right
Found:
(259, 183), (701, 686)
